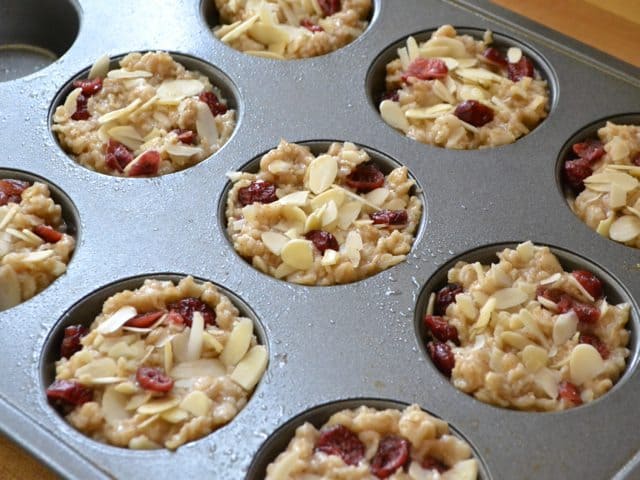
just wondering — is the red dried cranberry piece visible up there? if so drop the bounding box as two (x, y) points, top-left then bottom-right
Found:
(305, 230), (339, 253)
(482, 47), (507, 67)
(105, 139), (134, 172)
(125, 311), (165, 328)
(167, 297), (216, 327)
(563, 157), (592, 192)
(571, 270), (603, 299)
(72, 77), (103, 96)
(507, 55), (534, 81)
(381, 90), (399, 102)
(199, 91), (227, 116)
(370, 210), (408, 226)
(421, 456), (448, 473)
(454, 100), (494, 127)
(345, 163), (385, 193)
(370, 436), (410, 478)
(579, 334), (609, 359)
(238, 180), (278, 206)
(427, 341), (455, 377)
(424, 315), (459, 345)
(315, 424), (365, 466)
(167, 310), (185, 325)
(572, 139), (605, 164)
(0, 179), (30, 206)
(557, 294), (575, 314)
(136, 367), (174, 393)
(558, 381), (582, 406)
(435, 283), (463, 315)
(71, 94), (90, 120)
(632, 153), (640, 166)
(127, 150), (160, 177)
(60, 325), (88, 358)
(318, 0), (340, 16)
(401, 58), (448, 82)
(300, 18), (323, 32)
(33, 225), (63, 243)
(572, 301), (600, 324)
(175, 129), (196, 144)
(46, 380), (92, 409)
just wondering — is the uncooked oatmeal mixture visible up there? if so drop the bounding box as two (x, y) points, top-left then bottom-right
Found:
(52, 51), (235, 177)
(213, 0), (371, 59)
(225, 141), (422, 285)
(266, 404), (478, 479)
(563, 122), (640, 248)
(46, 277), (267, 450)
(379, 25), (549, 149)
(0, 179), (74, 311)
(423, 242), (630, 411)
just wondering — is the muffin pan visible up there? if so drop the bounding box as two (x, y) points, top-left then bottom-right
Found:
(0, 0), (639, 478)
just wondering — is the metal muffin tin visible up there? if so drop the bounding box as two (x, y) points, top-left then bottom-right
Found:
(0, 0), (639, 478)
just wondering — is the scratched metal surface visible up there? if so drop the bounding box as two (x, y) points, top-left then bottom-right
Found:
(0, 0), (638, 478)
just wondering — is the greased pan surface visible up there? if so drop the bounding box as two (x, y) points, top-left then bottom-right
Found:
(0, 0), (639, 478)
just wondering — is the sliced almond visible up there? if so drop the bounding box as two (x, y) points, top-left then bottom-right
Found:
(261, 231), (289, 255)
(0, 204), (19, 231)
(459, 85), (487, 101)
(380, 100), (410, 133)
(507, 47), (522, 63)
(500, 331), (531, 350)
(397, 46), (410, 70)
(86, 376), (127, 385)
(220, 318), (254, 366)
(422, 37), (467, 58)
(108, 125), (144, 151)
(320, 249), (339, 266)
(88, 54), (110, 80)
(406, 36), (420, 61)
(405, 104), (454, 120)
(567, 274), (595, 303)
(539, 272), (561, 286)
(584, 171), (638, 192)
(455, 68), (504, 86)
(164, 341), (173, 374)
(157, 79), (205, 102)
(490, 288), (529, 310)
(274, 262), (296, 279)
(102, 386), (130, 424)
(221, 14), (260, 43)
(310, 188), (345, 210)
(441, 459), (478, 480)
(248, 23), (289, 46)
(522, 345), (547, 372)
(534, 367), (560, 399)
(170, 358), (226, 380)
(307, 155), (338, 195)
(281, 205), (307, 230)
(304, 205), (325, 233)
(267, 160), (290, 174)
(281, 239), (314, 270)
(186, 312), (205, 362)
(337, 201), (362, 230)
(277, 191), (309, 207)
(432, 79), (456, 104)
(125, 393), (152, 411)
(98, 99), (142, 124)
(107, 69), (153, 80)
(114, 381), (138, 395)
(363, 188), (389, 207)
(97, 306), (138, 335)
(321, 200), (338, 227)
(179, 391), (213, 417)
(63, 88), (83, 118)
(435, 56), (459, 70)
(609, 215), (640, 242)
(165, 143), (203, 158)
(606, 136), (630, 162)
(230, 345), (268, 391)
(196, 102), (219, 146)
(471, 297), (496, 335)
(596, 215), (615, 237)
(569, 344), (605, 385)
(553, 311), (578, 345)
(137, 396), (180, 415)
(161, 407), (190, 424)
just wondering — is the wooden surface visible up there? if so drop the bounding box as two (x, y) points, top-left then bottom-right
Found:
(2, 2), (639, 480)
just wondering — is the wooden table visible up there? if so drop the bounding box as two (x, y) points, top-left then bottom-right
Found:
(3, 1), (638, 479)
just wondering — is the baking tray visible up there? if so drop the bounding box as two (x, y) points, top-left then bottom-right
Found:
(0, 0), (639, 478)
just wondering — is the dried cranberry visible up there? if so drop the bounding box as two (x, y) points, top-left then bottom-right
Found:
(556, 294), (574, 314)
(136, 367), (174, 393)
(421, 456), (448, 473)
(482, 47), (507, 67)
(300, 18), (323, 32)
(0, 179), (30, 206)
(572, 301), (600, 324)
(125, 311), (165, 328)
(571, 270), (603, 299)
(318, 0), (340, 16)
(427, 341), (455, 377)
(370, 436), (410, 478)
(46, 380), (92, 409)
(454, 100), (494, 127)
(563, 157), (592, 192)
(558, 381), (582, 406)
(33, 225), (63, 243)
(345, 163), (385, 193)
(370, 210), (408, 226)
(424, 315), (459, 345)
(579, 334), (609, 359)
(167, 297), (216, 327)
(315, 424), (365, 466)
(381, 90), (399, 102)
(401, 58), (448, 82)
(176, 129), (196, 144)
(238, 180), (278, 206)
(105, 139), (134, 172)
(72, 77), (103, 96)
(60, 325), (88, 358)
(572, 139), (605, 164)
(127, 150), (160, 177)
(507, 55), (534, 81)
(199, 91), (227, 116)
(435, 283), (463, 315)
(305, 230), (339, 253)
(632, 153), (640, 166)
(71, 94), (90, 120)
